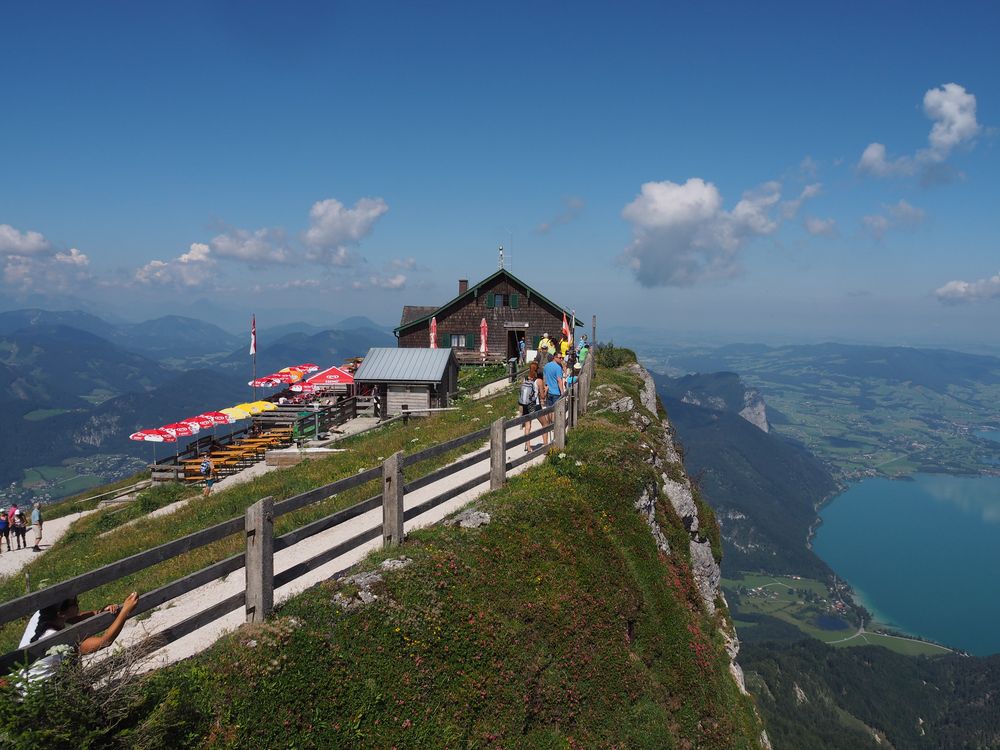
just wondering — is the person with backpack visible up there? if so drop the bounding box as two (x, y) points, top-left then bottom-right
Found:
(12, 505), (28, 550)
(199, 454), (215, 497)
(518, 361), (542, 452)
(0, 508), (9, 553)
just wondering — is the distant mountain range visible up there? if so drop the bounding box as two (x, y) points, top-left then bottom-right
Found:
(0, 308), (395, 488)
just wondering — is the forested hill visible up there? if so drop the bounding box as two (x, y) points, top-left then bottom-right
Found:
(742, 639), (1000, 749)
(654, 371), (838, 578)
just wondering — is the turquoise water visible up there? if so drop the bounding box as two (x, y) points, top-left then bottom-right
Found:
(813, 474), (1000, 655)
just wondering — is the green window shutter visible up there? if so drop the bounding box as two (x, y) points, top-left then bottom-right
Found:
(439, 332), (449, 348)
(510, 293), (519, 309)
(532, 335), (541, 349)
(485, 293), (495, 308)
(465, 333), (475, 350)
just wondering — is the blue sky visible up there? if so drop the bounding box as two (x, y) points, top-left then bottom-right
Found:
(1, 1), (998, 347)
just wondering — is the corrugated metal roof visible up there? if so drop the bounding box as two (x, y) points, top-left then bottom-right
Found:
(354, 347), (455, 384)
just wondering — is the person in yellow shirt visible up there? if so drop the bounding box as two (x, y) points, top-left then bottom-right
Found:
(537, 333), (553, 363)
(559, 337), (571, 357)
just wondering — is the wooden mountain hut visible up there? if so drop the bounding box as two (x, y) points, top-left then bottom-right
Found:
(395, 269), (580, 363)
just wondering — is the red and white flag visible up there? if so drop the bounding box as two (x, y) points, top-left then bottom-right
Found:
(561, 311), (570, 342)
(250, 314), (257, 355)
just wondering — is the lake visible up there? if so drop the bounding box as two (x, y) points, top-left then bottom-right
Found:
(813, 474), (1000, 655)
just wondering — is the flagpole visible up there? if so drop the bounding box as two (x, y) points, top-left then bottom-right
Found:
(251, 314), (257, 402)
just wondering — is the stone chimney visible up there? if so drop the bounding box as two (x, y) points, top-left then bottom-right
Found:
(459, 279), (468, 294)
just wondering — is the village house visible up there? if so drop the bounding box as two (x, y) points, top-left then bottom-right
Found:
(395, 268), (579, 363)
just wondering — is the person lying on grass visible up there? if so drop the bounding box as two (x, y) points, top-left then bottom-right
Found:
(16, 592), (140, 684)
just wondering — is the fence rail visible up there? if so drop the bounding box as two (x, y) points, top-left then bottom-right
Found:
(0, 355), (595, 671)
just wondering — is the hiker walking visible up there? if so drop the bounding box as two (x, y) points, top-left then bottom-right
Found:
(200, 454), (215, 497)
(518, 361), (542, 451)
(0, 510), (9, 553)
(12, 505), (28, 550)
(31, 502), (42, 552)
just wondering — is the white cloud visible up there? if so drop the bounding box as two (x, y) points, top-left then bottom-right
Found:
(934, 273), (1000, 304)
(303, 197), (388, 265)
(924, 83), (981, 154)
(390, 257), (422, 270)
(54, 248), (89, 266)
(0, 224), (51, 256)
(781, 183), (822, 219)
(536, 196), (585, 234)
(863, 199), (925, 241)
(178, 242), (212, 264)
(621, 178), (784, 287)
(209, 228), (290, 264)
(804, 217), (838, 237)
(858, 83), (981, 182)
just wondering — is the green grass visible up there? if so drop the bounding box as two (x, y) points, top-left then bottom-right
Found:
(59, 369), (764, 748)
(723, 573), (950, 656)
(22, 408), (73, 421)
(457, 362), (508, 392)
(0, 386), (525, 653)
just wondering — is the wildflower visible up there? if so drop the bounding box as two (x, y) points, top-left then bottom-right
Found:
(558, 452), (567, 459)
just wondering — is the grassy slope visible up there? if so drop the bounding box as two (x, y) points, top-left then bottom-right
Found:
(0, 392), (518, 652)
(120, 364), (764, 748)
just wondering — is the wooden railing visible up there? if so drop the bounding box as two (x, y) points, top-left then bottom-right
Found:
(0, 355), (595, 671)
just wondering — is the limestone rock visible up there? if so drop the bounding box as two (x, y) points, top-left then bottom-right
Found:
(662, 474), (699, 534)
(739, 388), (770, 433)
(609, 396), (635, 413)
(451, 509), (491, 528)
(689, 538), (720, 616)
(634, 487), (670, 555)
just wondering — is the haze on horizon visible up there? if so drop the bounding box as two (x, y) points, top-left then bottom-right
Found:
(1, 2), (998, 350)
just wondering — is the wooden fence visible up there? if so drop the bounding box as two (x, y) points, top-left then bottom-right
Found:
(0, 356), (595, 671)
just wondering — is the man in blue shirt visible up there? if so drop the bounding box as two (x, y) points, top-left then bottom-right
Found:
(543, 351), (565, 407)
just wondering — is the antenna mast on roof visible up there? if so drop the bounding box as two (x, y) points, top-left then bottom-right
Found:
(498, 244), (504, 270)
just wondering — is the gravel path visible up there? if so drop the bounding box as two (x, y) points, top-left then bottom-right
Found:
(0, 512), (94, 581)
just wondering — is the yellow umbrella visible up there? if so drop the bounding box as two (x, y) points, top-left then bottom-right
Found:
(234, 402), (264, 415)
(251, 400), (278, 412)
(222, 406), (252, 420)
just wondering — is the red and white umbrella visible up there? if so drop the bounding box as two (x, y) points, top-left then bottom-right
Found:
(162, 422), (197, 437)
(183, 415), (215, 429)
(200, 411), (235, 425)
(249, 376), (281, 388)
(290, 364), (355, 392)
(129, 429), (177, 443)
(479, 317), (488, 358)
(295, 363), (320, 373)
(429, 316), (437, 349)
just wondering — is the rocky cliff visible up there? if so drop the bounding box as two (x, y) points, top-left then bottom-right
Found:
(592, 361), (771, 749)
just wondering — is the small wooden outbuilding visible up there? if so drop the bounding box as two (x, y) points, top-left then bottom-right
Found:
(354, 347), (459, 417)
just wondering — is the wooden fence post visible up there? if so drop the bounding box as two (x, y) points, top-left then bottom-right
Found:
(554, 399), (567, 449)
(245, 495), (274, 624)
(382, 451), (404, 547)
(490, 417), (506, 489)
(571, 380), (579, 427)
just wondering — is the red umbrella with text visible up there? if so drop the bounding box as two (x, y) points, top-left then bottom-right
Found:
(430, 316), (437, 349)
(130, 429), (176, 462)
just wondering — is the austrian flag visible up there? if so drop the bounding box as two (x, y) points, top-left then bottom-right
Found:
(250, 314), (257, 355)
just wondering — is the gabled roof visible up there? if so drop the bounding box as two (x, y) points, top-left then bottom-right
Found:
(400, 305), (438, 327)
(354, 347), (456, 384)
(395, 268), (580, 334)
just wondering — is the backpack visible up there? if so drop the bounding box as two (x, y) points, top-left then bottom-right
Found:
(199, 459), (212, 476)
(13, 510), (25, 527)
(518, 378), (536, 406)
